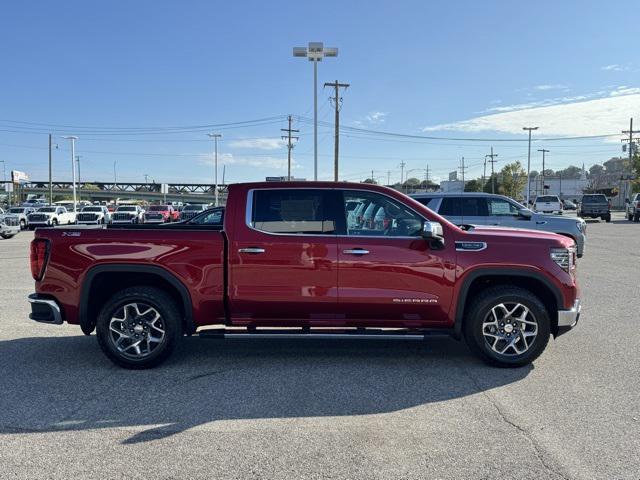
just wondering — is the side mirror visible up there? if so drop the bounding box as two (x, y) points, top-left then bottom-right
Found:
(518, 208), (533, 218)
(422, 221), (445, 247)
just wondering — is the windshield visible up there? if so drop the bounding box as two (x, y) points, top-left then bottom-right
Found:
(38, 207), (57, 213)
(583, 195), (607, 203)
(82, 207), (102, 212)
(149, 206), (168, 211)
(117, 206), (136, 212)
(184, 205), (205, 211)
(9, 208), (24, 213)
(187, 208), (224, 225)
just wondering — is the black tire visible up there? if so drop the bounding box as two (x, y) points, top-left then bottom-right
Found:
(629, 213), (634, 221)
(463, 286), (551, 368)
(605, 214), (611, 223)
(28, 225), (35, 231)
(1, 234), (11, 239)
(51, 219), (58, 227)
(634, 213), (640, 223)
(96, 286), (182, 369)
(20, 219), (26, 230)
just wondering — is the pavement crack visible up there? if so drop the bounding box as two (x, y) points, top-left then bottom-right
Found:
(456, 362), (571, 480)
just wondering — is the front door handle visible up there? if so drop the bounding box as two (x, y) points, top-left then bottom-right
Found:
(238, 247), (266, 254)
(343, 248), (370, 255)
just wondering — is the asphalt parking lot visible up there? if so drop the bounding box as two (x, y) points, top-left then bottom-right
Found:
(0, 213), (638, 480)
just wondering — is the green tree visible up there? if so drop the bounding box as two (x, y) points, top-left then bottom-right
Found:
(464, 179), (482, 192)
(483, 174), (502, 194)
(499, 161), (527, 199)
(362, 178), (377, 184)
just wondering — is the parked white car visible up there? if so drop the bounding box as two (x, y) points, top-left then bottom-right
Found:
(534, 195), (563, 214)
(111, 205), (145, 224)
(27, 206), (76, 229)
(0, 208), (21, 239)
(76, 205), (112, 225)
(6, 206), (38, 229)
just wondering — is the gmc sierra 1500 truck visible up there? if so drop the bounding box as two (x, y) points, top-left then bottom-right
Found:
(27, 182), (581, 369)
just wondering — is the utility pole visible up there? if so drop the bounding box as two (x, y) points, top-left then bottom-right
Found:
(48, 134), (53, 205)
(622, 117), (640, 164)
(207, 133), (222, 206)
(523, 126), (539, 205)
(113, 161), (117, 189)
(399, 161), (406, 193)
(387, 170), (391, 186)
(459, 157), (467, 191)
(371, 170), (374, 183)
(75, 155), (82, 202)
(324, 80), (350, 181)
(538, 149), (549, 194)
(281, 115), (299, 181)
(483, 155), (488, 191)
(62, 136), (78, 213)
(486, 147), (498, 194)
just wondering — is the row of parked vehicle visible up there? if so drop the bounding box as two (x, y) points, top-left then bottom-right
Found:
(0, 202), (213, 231)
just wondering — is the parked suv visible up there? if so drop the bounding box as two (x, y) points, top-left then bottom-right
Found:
(27, 206), (76, 229)
(111, 205), (145, 224)
(411, 192), (586, 257)
(77, 205), (111, 225)
(578, 194), (611, 222)
(626, 193), (640, 222)
(179, 203), (209, 221)
(534, 195), (562, 214)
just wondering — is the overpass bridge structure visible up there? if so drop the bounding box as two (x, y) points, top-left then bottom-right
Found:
(19, 181), (228, 204)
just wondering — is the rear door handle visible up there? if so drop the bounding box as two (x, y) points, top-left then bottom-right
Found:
(238, 247), (266, 254)
(343, 248), (370, 255)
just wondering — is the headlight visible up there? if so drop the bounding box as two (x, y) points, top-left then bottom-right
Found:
(550, 247), (576, 273)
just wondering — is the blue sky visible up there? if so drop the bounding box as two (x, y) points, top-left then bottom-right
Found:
(1, 0), (638, 185)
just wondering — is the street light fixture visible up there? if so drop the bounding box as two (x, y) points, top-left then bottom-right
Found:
(207, 133), (222, 206)
(293, 42), (338, 181)
(61, 136), (78, 213)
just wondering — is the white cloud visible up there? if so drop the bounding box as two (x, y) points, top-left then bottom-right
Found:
(533, 84), (568, 91)
(199, 152), (294, 170)
(602, 64), (627, 72)
(227, 138), (284, 150)
(423, 88), (640, 139)
(365, 111), (387, 124)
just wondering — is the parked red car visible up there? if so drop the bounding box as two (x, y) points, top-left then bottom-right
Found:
(28, 182), (580, 368)
(143, 205), (179, 223)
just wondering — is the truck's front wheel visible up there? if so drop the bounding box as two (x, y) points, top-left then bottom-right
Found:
(96, 286), (182, 369)
(463, 286), (550, 367)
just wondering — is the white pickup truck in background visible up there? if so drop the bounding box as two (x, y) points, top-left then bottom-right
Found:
(26, 206), (76, 229)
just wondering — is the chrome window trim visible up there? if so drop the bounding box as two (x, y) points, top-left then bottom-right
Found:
(245, 187), (429, 239)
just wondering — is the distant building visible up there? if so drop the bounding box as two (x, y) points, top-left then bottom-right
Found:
(439, 180), (466, 193)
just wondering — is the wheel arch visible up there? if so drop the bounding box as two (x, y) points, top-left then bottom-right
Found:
(79, 264), (195, 336)
(453, 268), (562, 339)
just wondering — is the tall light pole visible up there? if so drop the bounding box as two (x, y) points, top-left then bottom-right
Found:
(538, 148), (549, 195)
(62, 136), (78, 213)
(294, 42), (338, 181)
(207, 133), (222, 206)
(113, 161), (117, 189)
(523, 126), (539, 205)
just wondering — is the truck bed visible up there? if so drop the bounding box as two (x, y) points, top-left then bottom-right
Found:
(34, 227), (226, 328)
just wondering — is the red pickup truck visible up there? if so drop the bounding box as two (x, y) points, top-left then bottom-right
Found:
(28, 182), (580, 369)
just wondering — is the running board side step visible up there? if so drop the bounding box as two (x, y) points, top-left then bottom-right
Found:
(199, 328), (452, 340)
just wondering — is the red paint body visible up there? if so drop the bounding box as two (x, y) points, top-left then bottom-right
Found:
(33, 182), (578, 330)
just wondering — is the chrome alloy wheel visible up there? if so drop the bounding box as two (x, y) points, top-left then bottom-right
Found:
(482, 302), (538, 356)
(108, 303), (165, 359)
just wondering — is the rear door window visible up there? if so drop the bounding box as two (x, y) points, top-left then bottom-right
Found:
(251, 189), (336, 234)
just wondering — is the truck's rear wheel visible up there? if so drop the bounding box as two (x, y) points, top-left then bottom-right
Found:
(464, 286), (550, 367)
(96, 286), (182, 369)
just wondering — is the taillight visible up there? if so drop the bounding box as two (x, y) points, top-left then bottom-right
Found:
(30, 238), (50, 281)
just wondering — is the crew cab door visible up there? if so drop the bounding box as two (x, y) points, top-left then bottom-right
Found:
(228, 188), (339, 323)
(336, 190), (454, 326)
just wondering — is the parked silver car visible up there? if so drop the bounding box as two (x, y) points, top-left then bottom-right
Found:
(625, 193), (640, 222)
(411, 192), (587, 257)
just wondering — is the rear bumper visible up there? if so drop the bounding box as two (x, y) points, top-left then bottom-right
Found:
(27, 294), (63, 325)
(556, 299), (580, 336)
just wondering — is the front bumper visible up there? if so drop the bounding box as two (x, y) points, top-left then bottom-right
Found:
(28, 294), (63, 325)
(556, 299), (580, 336)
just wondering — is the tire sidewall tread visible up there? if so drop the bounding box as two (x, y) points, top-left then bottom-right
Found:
(96, 286), (182, 369)
(463, 286), (551, 368)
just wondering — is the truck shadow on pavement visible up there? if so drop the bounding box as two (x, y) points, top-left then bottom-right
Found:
(0, 335), (532, 444)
